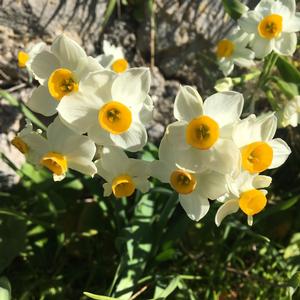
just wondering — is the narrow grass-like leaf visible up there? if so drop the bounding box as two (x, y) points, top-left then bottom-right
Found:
(0, 89), (46, 130)
(221, 0), (247, 20)
(276, 56), (300, 84)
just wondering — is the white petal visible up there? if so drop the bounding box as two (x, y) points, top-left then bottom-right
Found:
(63, 135), (96, 160)
(207, 139), (241, 175)
(57, 90), (100, 134)
(197, 171), (227, 200)
(23, 133), (49, 164)
(74, 56), (103, 80)
(179, 193), (210, 221)
(271, 0), (295, 18)
(215, 199), (239, 226)
(138, 95), (154, 125)
(219, 59), (234, 77)
(160, 121), (189, 153)
(27, 86), (57, 116)
(252, 175), (272, 189)
(51, 35), (86, 70)
(53, 174), (66, 182)
(95, 160), (113, 182)
(30, 51), (60, 84)
(111, 68), (151, 105)
(110, 121), (147, 152)
(103, 182), (112, 197)
(47, 117), (76, 152)
(79, 69), (115, 100)
(203, 91), (244, 127)
(128, 158), (151, 178)
(68, 157), (97, 176)
(259, 113), (277, 141)
(133, 177), (151, 193)
(101, 146), (129, 175)
(255, 0), (273, 15)
(150, 160), (171, 183)
(274, 32), (297, 56)
(268, 138), (291, 169)
(285, 13), (300, 32)
(238, 11), (261, 33)
(251, 36), (273, 59)
(174, 85), (203, 122)
(247, 215), (253, 226)
(233, 48), (255, 67)
(88, 123), (113, 146)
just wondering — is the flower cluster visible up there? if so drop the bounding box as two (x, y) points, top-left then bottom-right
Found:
(14, 33), (291, 226)
(153, 86), (291, 225)
(216, 0), (300, 76)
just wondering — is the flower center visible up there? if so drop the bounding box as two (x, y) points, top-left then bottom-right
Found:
(11, 137), (29, 154)
(170, 169), (197, 195)
(186, 115), (220, 150)
(216, 39), (235, 58)
(258, 14), (283, 39)
(98, 101), (132, 134)
(18, 51), (30, 68)
(48, 68), (79, 101)
(111, 58), (129, 73)
(40, 152), (68, 176)
(241, 142), (273, 173)
(112, 174), (135, 198)
(239, 189), (267, 216)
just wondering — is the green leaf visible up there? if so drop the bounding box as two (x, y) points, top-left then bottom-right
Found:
(152, 277), (180, 299)
(99, 0), (117, 33)
(270, 76), (299, 98)
(111, 193), (155, 298)
(0, 277), (11, 300)
(221, 0), (248, 20)
(276, 56), (300, 84)
(0, 89), (46, 130)
(287, 272), (300, 297)
(0, 214), (26, 273)
(83, 292), (118, 300)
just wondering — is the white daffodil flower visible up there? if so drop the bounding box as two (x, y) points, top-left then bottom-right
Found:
(151, 136), (227, 221)
(215, 171), (272, 226)
(57, 68), (153, 152)
(96, 40), (129, 73)
(27, 34), (102, 117)
(238, 0), (300, 58)
(39, 117), (97, 181)
(162, 86), (243, 175)
(279, 96), (300, 128)
(216, 29), (255, 76)
(232, 112), (291, 174)
(95, 146), (151, 198)
(11, 119), (48, 165)
(18, 42), (47, 73)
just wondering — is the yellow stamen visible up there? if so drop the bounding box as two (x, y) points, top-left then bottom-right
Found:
(40, 152), (68, 176)
(18, 51), (29, 68)
(112, 174), (135, 198)
(241, 142), (273, 173)
(48, 68), (78, 101)
(186, 115), (219, 150)
(11, 137), (29, 154)
(111, 58), (128, 73)
(239, 189), (267, 216)
(98, 101), (132, 134)
(170, 169), (197, 195)
(216, 39), (235, 58)
(258, 14), (282, 39)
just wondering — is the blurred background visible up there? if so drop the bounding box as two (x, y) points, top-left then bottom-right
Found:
(1, 0), (300, 299)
